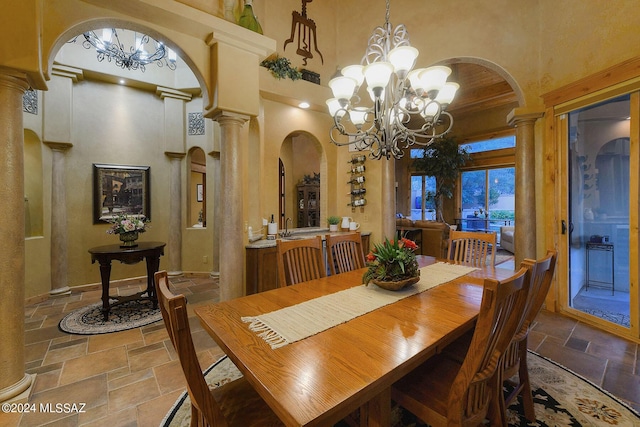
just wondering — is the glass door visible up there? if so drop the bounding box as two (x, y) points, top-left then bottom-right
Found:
(566, 95), (631, 329)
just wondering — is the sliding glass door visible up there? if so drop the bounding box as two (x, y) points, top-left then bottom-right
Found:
(564, 94), (633, 330)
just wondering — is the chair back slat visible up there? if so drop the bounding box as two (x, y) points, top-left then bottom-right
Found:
(448, 266), (531, 424)
(154, 271), (227, 426)
(277, 236), (326, 287)
(326, 233), (365, 275)
(448, 230), (497, 267)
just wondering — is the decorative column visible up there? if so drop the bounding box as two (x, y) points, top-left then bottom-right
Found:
(381, 158), (396, 240)
(45, 142), (73, 295)
(209, 150), (221, 277)
(166, 153), (185, 276)
(157, 87), (191, 277)
(214, 112), (248, 300)
(0, 74), (33, 403)
(508, 108), (544, 266)
(43, 66), (82, 296)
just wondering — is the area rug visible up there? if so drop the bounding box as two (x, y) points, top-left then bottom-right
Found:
(495, 248), (514, 266)
(58, 299), (162, 335)
(161, 351), (639, 427)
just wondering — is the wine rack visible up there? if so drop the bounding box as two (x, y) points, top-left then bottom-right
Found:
(347, 155), (366, 211)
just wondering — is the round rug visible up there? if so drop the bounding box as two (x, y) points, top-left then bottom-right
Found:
(59, 298), (162, 334)
(161, 352), (640, 427)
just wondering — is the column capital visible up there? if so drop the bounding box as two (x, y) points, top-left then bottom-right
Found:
(211, 111), (249, 126)
(0, 73), (30, 93)
(165, 152), (186, 159)
(507, 107), (544, 127)
(156, 87), (192, 101)
(44, 141), (73, 152)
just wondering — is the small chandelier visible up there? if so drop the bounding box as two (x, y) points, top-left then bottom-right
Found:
(326, 0), (458, 160)
(76, 29), (177, 72)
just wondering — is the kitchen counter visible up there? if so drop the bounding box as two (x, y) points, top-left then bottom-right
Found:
(245, 227), (370, 249)
(245, 228), (370, 294)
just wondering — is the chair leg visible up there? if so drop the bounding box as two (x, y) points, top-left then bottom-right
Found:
(487, 367), (505, 427)
(519, 340), (536, 421)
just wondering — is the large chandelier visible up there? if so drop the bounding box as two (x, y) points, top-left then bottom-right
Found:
(76, 29), (177, 72)
(326, 0), (458, 159)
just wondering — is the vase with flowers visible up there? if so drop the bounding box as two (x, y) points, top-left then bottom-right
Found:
(106, 214), (149, 248)
(362, 237), (420, 290)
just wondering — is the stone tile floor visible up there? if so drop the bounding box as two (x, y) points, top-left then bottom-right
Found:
(2, 272), (639, 426)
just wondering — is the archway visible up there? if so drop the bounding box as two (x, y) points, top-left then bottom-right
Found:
(279, 131), (324, 229)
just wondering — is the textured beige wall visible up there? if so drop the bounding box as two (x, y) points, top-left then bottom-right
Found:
(8, 0), (640, 300)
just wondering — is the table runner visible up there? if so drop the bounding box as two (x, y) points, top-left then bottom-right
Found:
(241, 262), (477, 349)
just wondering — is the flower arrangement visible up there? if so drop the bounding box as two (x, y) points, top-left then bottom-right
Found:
(106, 214), (148, 235)
(362, 238), (419, 286)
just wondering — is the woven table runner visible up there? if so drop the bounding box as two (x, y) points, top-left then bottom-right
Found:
(241, 262), (477, 349)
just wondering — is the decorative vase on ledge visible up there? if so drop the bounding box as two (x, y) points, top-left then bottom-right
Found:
(119, 231), (139, 248)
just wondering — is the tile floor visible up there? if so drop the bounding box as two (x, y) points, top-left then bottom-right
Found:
(2, 271), (639, 427)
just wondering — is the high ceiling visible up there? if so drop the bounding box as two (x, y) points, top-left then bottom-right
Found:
(446, 63), (519, 116)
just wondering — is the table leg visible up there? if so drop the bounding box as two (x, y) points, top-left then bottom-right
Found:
(98, 260), (112, 321)
(145, 255), (161, 308)
(363, 387), (391, 427)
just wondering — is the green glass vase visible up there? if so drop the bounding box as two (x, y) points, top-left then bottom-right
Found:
(238, 0), (263, 34)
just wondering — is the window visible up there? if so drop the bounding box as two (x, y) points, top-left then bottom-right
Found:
(410, 175), (436, 220)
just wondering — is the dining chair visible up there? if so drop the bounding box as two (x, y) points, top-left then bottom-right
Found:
(448, 230), (497, 267)
(325, 232), (366, 275)
(154, 271), (283, 427)
(391, 266), (531, 427)
(497, 250), (557, 424)
(276, 236), (326, 287)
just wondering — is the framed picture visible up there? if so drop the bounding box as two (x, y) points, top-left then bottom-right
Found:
(196, 184), (204, 202)
(93, 163), (150, 223)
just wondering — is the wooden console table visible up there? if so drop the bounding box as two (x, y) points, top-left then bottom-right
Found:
(89, 241), (166, 320)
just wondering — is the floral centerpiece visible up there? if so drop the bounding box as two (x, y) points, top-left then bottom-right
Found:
(362, 238), (420, 290)
(106, 214), (148, 247)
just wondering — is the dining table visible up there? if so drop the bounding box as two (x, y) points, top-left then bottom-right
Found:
(194, 255), (515, 427)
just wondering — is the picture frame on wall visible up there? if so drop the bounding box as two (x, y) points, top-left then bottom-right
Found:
(93, 163), (151, 223)
(196, 184), (204, 202)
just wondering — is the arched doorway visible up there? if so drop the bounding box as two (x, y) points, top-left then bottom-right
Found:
(279, 132), (323, 228)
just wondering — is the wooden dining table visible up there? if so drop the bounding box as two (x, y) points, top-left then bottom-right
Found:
(194, 256), (515, 427)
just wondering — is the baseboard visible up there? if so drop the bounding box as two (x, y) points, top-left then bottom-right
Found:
(25, 272), (214, 307)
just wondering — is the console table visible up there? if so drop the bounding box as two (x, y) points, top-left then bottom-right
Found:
(89, 241), (166, 320)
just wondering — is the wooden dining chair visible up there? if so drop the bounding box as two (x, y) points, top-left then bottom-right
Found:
(276, 236), (326, 287)
(391, 266), (531, 427)
(154, 271), (283, 427)
(497, 250), (557, 424)
(325, 232), (366, 275)
(448, 230), (497, 267)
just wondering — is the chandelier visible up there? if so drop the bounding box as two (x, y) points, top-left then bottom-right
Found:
(76, 29), (177, 72)
(326, 0), (458, 159)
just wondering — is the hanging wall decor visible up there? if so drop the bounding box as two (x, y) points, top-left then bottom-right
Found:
(283, 0), (323, 66)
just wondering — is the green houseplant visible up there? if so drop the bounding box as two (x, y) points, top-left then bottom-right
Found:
(328, 216), (341, 232)
(260, 55), (302, 81)
(413, 136), (470, 223)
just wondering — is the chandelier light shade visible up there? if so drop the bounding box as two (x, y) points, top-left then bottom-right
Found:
(76, 28), (177, 72)
(327, 0), (459, 159)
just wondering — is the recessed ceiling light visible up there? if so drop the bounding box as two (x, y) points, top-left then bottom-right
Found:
(299, 102), (310, 109)
(119, 79), (125, 84)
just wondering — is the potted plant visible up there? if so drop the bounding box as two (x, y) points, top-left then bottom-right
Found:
(413, 136), (470, 223)
(327, 216), (341, 232)
(260, 55), (302, 81)
(362, 238), (420, 290)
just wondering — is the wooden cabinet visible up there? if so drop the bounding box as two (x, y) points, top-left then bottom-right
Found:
(246, 232), (371, 295)
(297, 184), (320, 227)
(246, 246), (278, 294)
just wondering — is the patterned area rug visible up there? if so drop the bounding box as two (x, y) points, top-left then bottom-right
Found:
(161, 351), (639, 426)
(58, 298), (162, 334)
